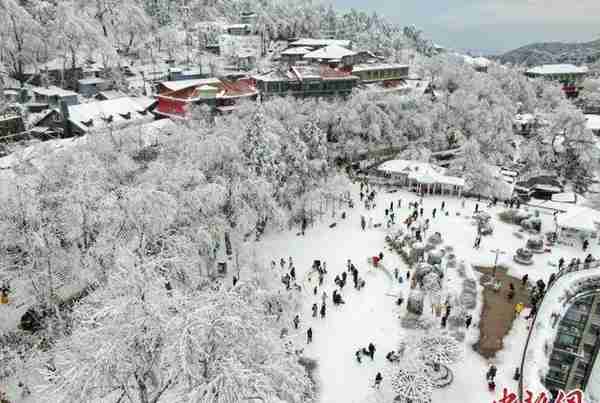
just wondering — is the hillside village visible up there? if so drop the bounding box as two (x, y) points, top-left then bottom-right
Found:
(2, 1), (600, 403)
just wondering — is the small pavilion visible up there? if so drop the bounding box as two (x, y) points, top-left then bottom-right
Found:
(378, 159), (465, 197)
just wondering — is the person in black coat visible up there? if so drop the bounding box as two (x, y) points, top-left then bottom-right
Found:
(374, 372), (383, 388)
(307, 328), (313, 344)
(465, 314), (473, 329)
(368, 342), (376, 360)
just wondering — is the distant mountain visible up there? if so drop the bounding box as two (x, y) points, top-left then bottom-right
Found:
(497, 39), (600, 66)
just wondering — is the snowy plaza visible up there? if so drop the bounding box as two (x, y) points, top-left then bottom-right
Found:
(257, 181), (600, 403)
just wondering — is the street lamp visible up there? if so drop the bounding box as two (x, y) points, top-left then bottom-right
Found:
(491, 248), (506, 278)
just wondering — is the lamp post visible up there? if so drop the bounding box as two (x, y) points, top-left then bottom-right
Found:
(491, 248), (506, 278)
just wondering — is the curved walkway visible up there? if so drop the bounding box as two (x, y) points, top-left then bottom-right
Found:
(519, 267), (600, 398)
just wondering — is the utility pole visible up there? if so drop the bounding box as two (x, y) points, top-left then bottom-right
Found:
(490, 248), (506, 278)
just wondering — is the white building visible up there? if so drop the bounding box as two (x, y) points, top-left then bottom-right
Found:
(378, 159), (465, 196)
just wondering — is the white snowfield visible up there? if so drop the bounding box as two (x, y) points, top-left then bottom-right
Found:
(256, 185), (599, 403)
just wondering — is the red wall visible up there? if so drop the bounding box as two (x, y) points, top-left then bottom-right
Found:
(157, 97), (188, 118)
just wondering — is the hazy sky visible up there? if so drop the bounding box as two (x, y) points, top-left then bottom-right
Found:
(330, 0), (600, 53)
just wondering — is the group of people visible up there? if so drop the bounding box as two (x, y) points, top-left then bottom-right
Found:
(557, 254), (596, 274)
(274, 257), (303, 292)
(360, 181), (378, 211)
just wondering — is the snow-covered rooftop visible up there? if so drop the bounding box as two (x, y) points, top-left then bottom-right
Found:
(352, 63), (409, 73)
(303, 45), (357, 60)
(289, 38), (351, 48)
(462, 55), (492, 67)
(586, 114), (600, 130)
(160, 78), (221, 92)
(32, 86), (78, 98)
(526, 64), (589, 76)
(97, 90), (126, 100)
(280, 47), (313, 56)
(67, 97), (155, 133)
(378, 159), (465, 187)
(556, 205), (600, 232)
(78, 77), (107, 85)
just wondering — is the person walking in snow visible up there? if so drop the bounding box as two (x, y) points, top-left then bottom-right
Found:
(368, 343), (376, 360)
(486, 364), (497, 381)
(465, 314), (473, 329)
(320, 303), (326, 319)
(419, 207), (424, 217)
(558, 257), (565, 270)
(293, 314), (300, 329)
(312, 303), (318, 317)
(441, 201), (445, 211)
(398, 199), (402, 209)
(374, 372), (383, 388)
(394, 267), (399, 280)
(356, 350), (362, 363)
(307, 328), (313, 344)
(514, 302), (525, 318)
(290, 266), (296, 281)
(361, 215), (366, 231)
(521, 274), (529, 288)
(583, 239), (590, 251)
(280, 258), (285, 269)
(432, 208), (437, 218)
(322, 291), (327, 304)
(475, 203), (479, 213)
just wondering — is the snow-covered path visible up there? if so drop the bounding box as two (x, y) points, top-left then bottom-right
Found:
(257, 183), (409, 403)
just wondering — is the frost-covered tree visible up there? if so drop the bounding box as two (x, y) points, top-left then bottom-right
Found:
(241, 108), (280, 179)
(38, 267), (313, 403)
(0, 0), (43, 86)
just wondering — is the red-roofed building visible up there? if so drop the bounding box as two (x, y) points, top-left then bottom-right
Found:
(155, 78), (257, 119)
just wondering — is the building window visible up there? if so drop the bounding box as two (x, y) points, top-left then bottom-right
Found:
(557, 333), (579, 347)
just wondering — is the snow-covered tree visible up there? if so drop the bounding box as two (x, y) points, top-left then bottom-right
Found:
(37, 266), (314, 403)
(0, 0), (43, 86)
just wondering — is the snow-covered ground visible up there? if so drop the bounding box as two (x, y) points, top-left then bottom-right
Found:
(255, 183), (600, 403)
(4, 181), (599, 402)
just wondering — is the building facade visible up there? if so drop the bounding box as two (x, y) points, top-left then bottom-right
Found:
(525, 64), (589, 98)
(545, 291), (600, 393)
(255, 66), (358, 99)
(351, 64), (409, 83)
